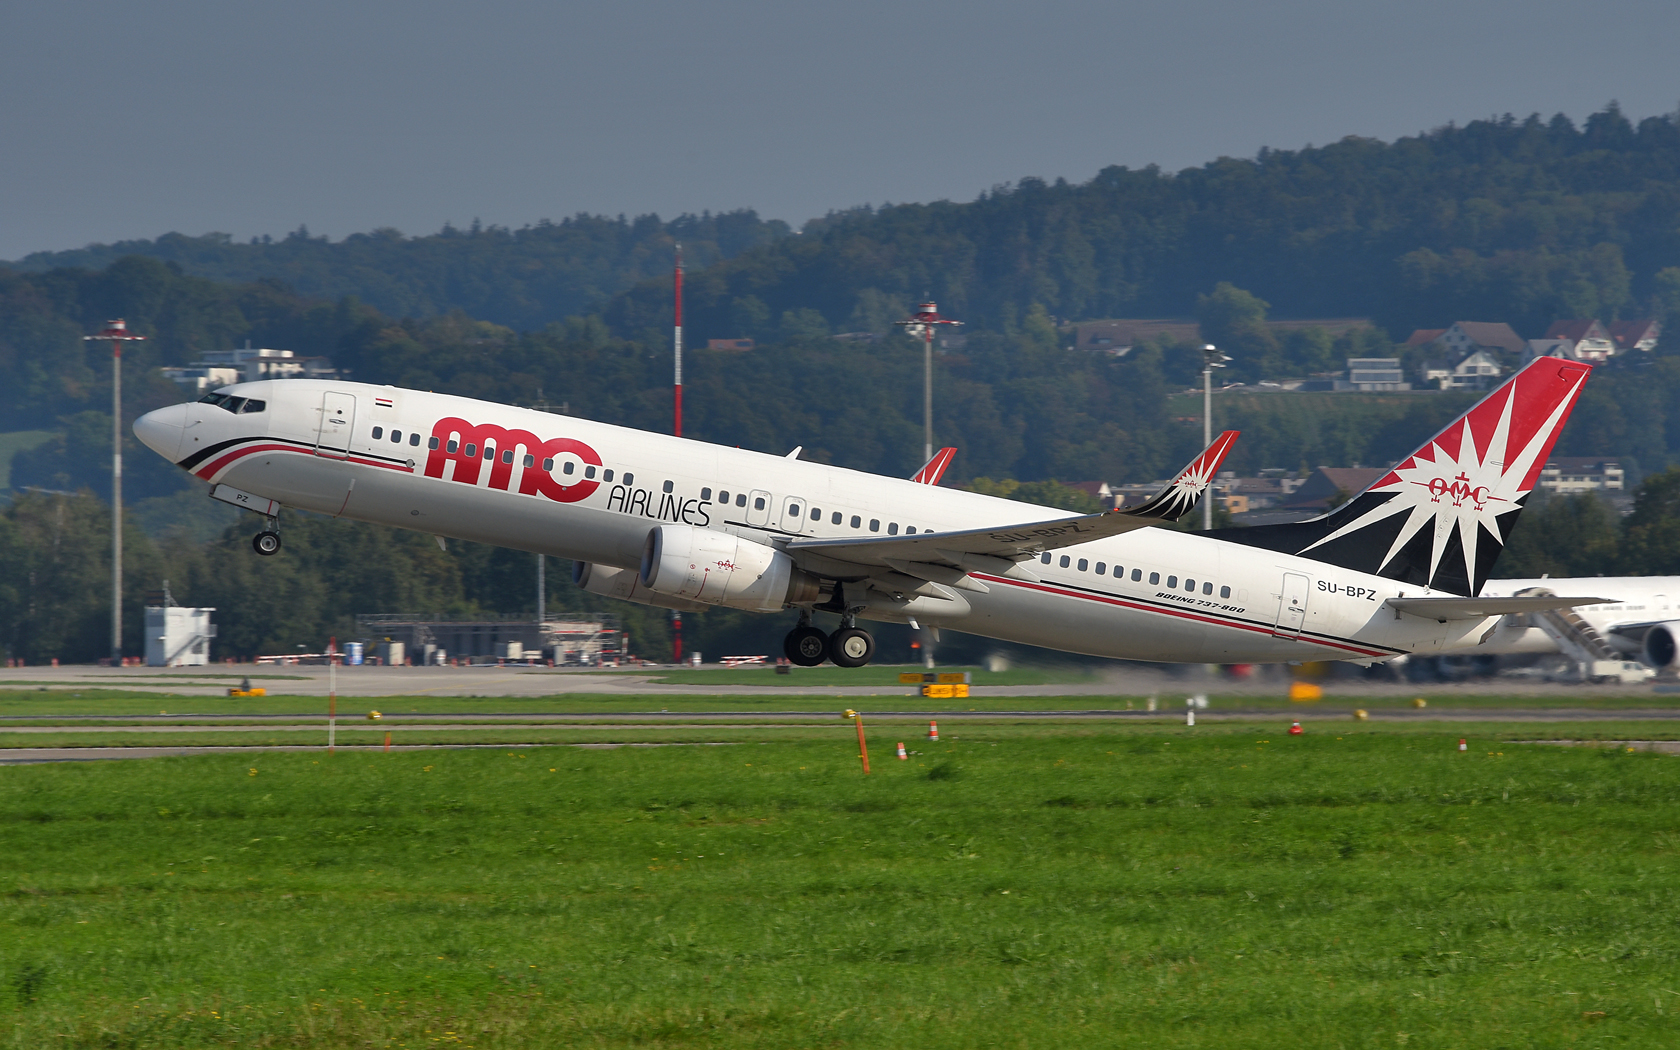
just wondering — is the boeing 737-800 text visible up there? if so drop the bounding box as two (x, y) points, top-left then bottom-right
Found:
(132, 357), (1606, 667)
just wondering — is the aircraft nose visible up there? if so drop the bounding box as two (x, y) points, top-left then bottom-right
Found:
(133, 404), (187, 462)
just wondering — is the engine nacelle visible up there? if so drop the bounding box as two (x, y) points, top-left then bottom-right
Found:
(1643, 621), (1680, 670)
(572, 560), (710, 613)
(639, 525), (821, 612)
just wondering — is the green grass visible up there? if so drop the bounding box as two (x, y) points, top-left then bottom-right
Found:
(3, 724), (1679, 1047)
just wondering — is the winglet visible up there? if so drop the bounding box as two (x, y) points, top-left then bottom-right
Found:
(911, 447), (958, 485)
(1120, 430), (1241, 521)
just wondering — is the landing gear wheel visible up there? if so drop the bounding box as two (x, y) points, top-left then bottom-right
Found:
(829, 627), (875, 668)
(252, 531), (282, 556)
(784, 625), (829, 666)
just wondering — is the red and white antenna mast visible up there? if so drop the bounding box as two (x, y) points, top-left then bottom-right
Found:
(673, 243), (683, 437)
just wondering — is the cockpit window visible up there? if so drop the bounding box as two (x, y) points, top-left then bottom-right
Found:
(197, 392), (257, 415)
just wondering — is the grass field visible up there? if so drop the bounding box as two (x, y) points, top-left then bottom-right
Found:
(3, 723), (1679, 1047)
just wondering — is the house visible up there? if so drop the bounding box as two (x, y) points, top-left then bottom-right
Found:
(1404, 328), (1447, 347)
(1544, 320), (1616, 361)
(1342, 357), (1409, 391)
(1523, 338), (1575, 363)
(161, 343), (337, 393)
(706, 338), (756, 351)
(1610, 319), (1661, 353)
(1538, 458), (1624, 494)
(1419, 348), (1504, 390)
(1279, 467), (1387, 513)
(1437, 321), (1526, 357)
(1067, 481), (1120, 509)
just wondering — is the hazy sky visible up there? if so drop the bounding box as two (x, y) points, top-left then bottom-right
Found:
(3, 0), (1677, 260)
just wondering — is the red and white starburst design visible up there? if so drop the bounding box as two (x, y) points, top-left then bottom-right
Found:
(1300, 361), (1591, 590)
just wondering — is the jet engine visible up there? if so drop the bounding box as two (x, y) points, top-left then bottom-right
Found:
(639, 525), (822, 612)
(1642, 621), (1680, 670)
(572, 561), (710, 613)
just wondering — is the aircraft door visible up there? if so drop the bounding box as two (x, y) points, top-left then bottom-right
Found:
(746, 489), (772, 527)
(779, 495), (810, 534)
(315, 391), (358, 459)
(1272, 572), (1310, 639)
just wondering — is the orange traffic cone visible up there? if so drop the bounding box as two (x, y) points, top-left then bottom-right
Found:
(928, 720), (939, 741)
(1288, 721), (1303, 735)
(896, 742), (908, 760)
(1458, 738), (1468, 752)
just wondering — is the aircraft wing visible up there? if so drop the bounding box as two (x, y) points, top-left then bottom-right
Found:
(786, 431), (1238, 580)
(1385, 595), (1617, 621)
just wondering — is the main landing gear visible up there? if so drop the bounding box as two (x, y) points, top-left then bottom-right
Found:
(252, 516), (282, 556)
(781, 613), (876, 668)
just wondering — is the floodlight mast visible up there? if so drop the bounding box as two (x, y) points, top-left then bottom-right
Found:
(894, 302), (963, 463)
(1201, 343), (1229, 531)
(84, 319), (144, 664)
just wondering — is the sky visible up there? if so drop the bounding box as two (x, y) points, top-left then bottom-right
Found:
(3, 0), (1678, 261)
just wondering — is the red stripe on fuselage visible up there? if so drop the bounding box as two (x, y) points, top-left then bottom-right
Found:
(972, 573), (1395, 659)
(194, 442), (412, 481)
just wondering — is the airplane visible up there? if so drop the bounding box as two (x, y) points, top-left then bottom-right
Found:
(131, 356), (1609, 668)
(1467, 575), (1680, 674)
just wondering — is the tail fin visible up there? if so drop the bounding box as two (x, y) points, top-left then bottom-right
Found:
(1215, 359), (1592, 596)
(911, 447), (958, 485)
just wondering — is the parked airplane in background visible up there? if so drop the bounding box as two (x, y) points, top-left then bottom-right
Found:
(1471, 575), (1680, 675)
(133, 357), (1606, 668)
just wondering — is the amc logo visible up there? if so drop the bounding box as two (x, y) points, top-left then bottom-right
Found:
(1423, 471), (1491, 510)
(425, 418), (602, 504)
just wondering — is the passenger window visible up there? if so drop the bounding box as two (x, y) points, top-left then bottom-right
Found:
(523, 454), (534, 467)
(1149, 572), (1160, 585)
(754, 496), (766, 510)
(1095, 562), (1105, 574)
(410, 433), (420, 446)
(1203, 582), (1213, 595)
(543, 458), (555, 471)
(832, 512), (842, 525)
(906, 526), (916, 534)
(1167, 576), (1178, 588)
(559, 460), (569, 474)
(663, 480), (673, 493)
(391, 430), (402, 442)
(604, 469), (614, 482)
(736, 493), (746, 507)
(701, 487), (712, 500)
(851, 515), (861, 528)
(1132, 569), (1142, 582)
(1185, 578), (1195, 592)
(1077, 558), (1088, 571)
(585, 465), (596, 479)
(888, 523), (898, 535)
(623, 473), (633, 486)
(484, 445), (496, 459)
(464, 443), (477, 457)
(1041, 552), (1052, 565)
(372, 427), (384, 439)
(718, 490), (729, 502)
(1220, 586), (1231, 598)
(242, 399), (266, 413)
(501, 450), (514, 464)
(811, 508), (821, 520)
(789, 503), (801, 516)
(1059, 555), (1070, 568)
(869, 519), (880, 532)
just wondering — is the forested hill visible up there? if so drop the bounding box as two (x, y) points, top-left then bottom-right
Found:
(606, 106), (1680, 342)
(7, 211), (788, 331)
(13, 107), (1680, 341)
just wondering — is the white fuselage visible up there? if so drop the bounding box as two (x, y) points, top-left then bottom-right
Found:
(136, 380), (1516, 665)
(1473, 577), (1676, 656)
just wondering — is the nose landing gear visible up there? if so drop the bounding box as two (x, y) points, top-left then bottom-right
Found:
(252, 515), (282, 556)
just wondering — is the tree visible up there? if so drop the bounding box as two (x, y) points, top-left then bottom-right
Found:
(1196, 283), (1279, 383)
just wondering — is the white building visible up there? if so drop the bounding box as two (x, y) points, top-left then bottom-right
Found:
(1538, 458), (1624, 495)
(145, 605), (217, 667)
(1342, 357), (1410, 391)
(1421, 348), (1504, 390)
(163, 343), (337, 394)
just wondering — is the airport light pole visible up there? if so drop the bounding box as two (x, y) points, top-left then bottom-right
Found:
(84, 319), (144, 664)
(894, 302), (962, 463)
(1201, 343), (1229, 531)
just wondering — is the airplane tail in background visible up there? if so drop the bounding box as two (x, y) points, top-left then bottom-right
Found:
(911, 447), (958, 485)
(1214, 358), (1592, 596)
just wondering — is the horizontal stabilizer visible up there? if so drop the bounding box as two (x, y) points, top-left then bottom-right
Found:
(1385, 595), (1615, 621)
